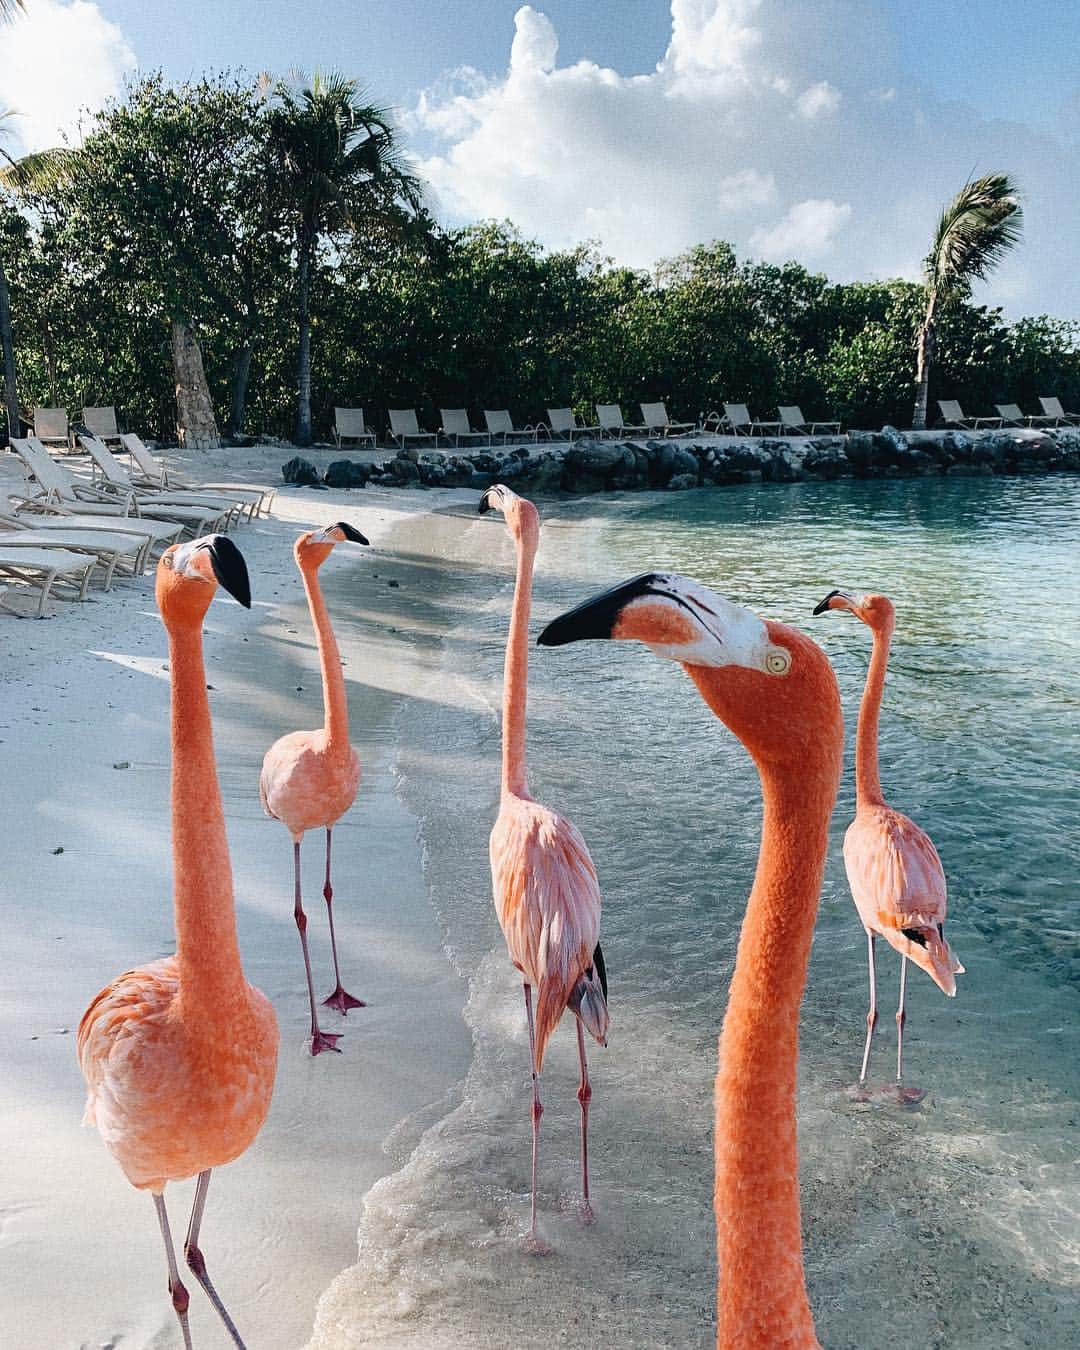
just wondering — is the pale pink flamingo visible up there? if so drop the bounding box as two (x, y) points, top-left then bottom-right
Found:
(260, 522), (369, 1055)
(813, 590), (963, 1096)
(479, 484), (609, 1245)
(77, 535), (279, 1350)
(539, 571), (845, 1349)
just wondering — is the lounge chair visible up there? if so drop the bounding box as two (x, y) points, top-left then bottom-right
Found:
(9, 503), (179, 572)
(936, 400), (1002, 429)
(778, 406), (841, 435)
(439, 409), (490, 447)
(388, 409), (439, 451)
(0, 511), (145, 588)
(484, 410), (546, 445)
(995, 403), (1057, 428)
(0, 544), (96, 616)
(1038, 397), (1080, 426)
(79, 434), (245, 528)
(9, 437), (223, 538)
(595, 405), (647, 438)
(119, 434), (274, 517)
(333, 407), (377, 448)
(82, 406), (122, 444)
(640, 403), (696, 437)
(547, 408), (601, 441)
(721, 404), (783, 436)
(33, 407), (72, 450)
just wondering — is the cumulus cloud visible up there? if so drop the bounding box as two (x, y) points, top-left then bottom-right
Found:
(0, 0), (135, 154)
(414, 1), (1080, 317)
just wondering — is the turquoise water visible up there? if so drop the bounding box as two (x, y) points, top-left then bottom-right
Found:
(315, 476), (1079, 1348)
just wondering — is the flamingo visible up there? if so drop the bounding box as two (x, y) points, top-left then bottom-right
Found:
(77, 535), (279, 1350)
(479, 484), (609, 1246)
(813, 590), (963, 1098)
(260, 522), (370, 1056)
(539, 571), (844, 1350)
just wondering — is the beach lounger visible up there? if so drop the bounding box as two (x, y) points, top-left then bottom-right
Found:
(119, 434), (273, 517)
(388, 409), (439, 451)
(439, 409), (490, 447)
(778, 406), (841, 435)
(484, 410), (546, 445)
(10, 504), (180, 572)
(994, 403), (1057, 428)
(639, 402), (696, 437)
(79, 434), (244, 528)
(547, 408), (601, 441)
(33, 407), (72, 451)
(333, 407), (377, 448)
(0, 544), (96, 616)
(0, 511), (144, 588)
(720, 404), (783, 436)
(1038, 397), (1080, 426)
(82, 406), (122, 445)
(595, 405), (647, 438)
(936, 400), (1003, 429)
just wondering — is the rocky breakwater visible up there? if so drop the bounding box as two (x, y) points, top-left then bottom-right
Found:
(281, 426), (1080, 494)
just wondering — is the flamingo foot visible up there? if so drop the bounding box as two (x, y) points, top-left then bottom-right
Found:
(522, 1230), (554, 1257)
(845, 1080), (925, 1108)
(308, 1029), (343, 1056)
(322, 984), (366, 1014)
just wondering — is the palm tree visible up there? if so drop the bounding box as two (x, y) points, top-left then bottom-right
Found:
(266, 70), (422, 445)
(912, 172), (1023, 430)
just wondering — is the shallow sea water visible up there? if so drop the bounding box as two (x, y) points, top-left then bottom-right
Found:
(310, 477), (1079, 1349)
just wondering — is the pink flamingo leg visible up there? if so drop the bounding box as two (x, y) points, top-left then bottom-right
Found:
(183, 1170), (246, 1348)
(153, 1192), (193, 1350)
(321, 827), (365, 1013)
(895, 955), (908, 1083)
(859, 931), (878, 1083)
(293, 841), (341, 1055)
(523, 981), (544, 1246)
(576, 1018), (595, 1222)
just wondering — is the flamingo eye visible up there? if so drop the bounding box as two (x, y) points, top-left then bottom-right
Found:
(765, 647), (791, 676)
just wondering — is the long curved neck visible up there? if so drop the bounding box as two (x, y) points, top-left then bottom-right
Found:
(501, 530), (535, 797)
(855, 623), (891, 808)
(301, 561), (350, 754)
(168, 620), (244, 1007)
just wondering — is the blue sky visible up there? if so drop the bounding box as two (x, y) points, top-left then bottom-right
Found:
(3, 1), (1079, 317)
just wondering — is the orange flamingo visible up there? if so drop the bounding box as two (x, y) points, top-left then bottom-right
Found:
(77, 535), (279, 1350)
(479, 484), (609, 1245)
(261, 522), (370, 1055)
(813, 590), (963, 1097)
(539, 571), (844, 1350)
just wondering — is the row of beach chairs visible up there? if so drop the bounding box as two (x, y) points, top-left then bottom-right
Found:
(937, 397), (1080, 430)
(0, 434), (275, 618)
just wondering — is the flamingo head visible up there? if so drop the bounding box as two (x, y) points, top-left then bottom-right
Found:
(157, 534), (251, 623)
(478, 483), (540, 547)
(538, 572), (843, 773)
(813, 589), (895, 634)
(295, 521), (370, 569)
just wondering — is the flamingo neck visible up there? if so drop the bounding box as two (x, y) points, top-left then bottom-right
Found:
(855, 622), (890, 808)
(501, 530), (535, 798)
(167, 620), (244, 1008)
(302, 561), (350, 756)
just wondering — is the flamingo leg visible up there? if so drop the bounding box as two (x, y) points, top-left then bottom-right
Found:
(895, 954), (908, 1084)
(576, 1018), (595, 1222)
(183, 1170), (246, 1348)
(523, 981), (544, 1244)
(293, 840), (341, 1055)
(153, 1192), (193, 1350)
(859, 932), (878, 1083)
(321, 827), (365, 1013)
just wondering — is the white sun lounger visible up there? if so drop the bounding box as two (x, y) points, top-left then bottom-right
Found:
(33, 407), (72, 450)
(81, 406), (122, 445)
(484, 410), (546, 444)
(388, 409), (439, 450)
(0, 545), (96, 616)
(595, 404), (647, 438)
(721, 404), (783, 436)
(79, 434), (244, 528)
(995, 403), (1057, 428)
(439, 409), (490, 447)
(778, 406), (841, 435)
(9, 506), (180, 572)
(0, 512), (144, 588)
(119, 434), (273, 517)
(547, 408), (601, 441)
(1038, 397), (1080, 426)
(640, 402), (696, 437)
(333, 407), (377, 448)
(936, 400), (1002, 429)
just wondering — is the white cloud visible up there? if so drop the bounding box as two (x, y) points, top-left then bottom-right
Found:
(0, 0), (135, 154)
(413, 1), (1080, 317)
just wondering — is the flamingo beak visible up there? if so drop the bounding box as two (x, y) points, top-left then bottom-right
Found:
(317, 521), (369, 545)
(478, 486), (502, 514)
(196, 535), (251, 608)
(537, 573), (661, 645)
(812, 589), (857, 616)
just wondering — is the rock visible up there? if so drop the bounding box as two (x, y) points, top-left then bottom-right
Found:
(667, 472), (698, 491)
(324, 459), (370, 489)
(803, 440), (849, 479)
(388, 455), (421, 484)
(397, 446), (420, 463)
(281, 456), (320, 486)
(562, 438), (627, 493)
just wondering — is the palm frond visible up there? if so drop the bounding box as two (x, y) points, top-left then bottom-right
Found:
(924, 172), (1024, 299)
(0, 0), (26, 24)
(0, 144), (76, 191)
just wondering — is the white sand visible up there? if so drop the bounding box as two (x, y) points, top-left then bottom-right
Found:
(0, 456), (476, 1349)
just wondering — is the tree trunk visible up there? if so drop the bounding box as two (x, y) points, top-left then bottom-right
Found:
(911, 291), (936, 430)
(227, 340), (254, 437)
(170, 318), (220, 450)
(294, 239), (312, 446)
(42, 319), (58, 407)
(0, 255), (18, 443)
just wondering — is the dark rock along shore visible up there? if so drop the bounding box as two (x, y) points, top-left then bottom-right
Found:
(282, 426), (1080, 495)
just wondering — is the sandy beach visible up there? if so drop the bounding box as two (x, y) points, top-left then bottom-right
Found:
(0, 458), (477, 1349)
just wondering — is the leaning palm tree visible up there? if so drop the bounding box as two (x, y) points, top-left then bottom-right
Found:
(265, 70), (423, 445)
(912, 172), (1023, 430)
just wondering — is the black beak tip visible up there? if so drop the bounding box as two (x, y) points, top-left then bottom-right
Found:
(203, 535), (252, 609)
(478, 490), (493, 515)
(335, 521), (370, 545)
(812, 589), (841, 617)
